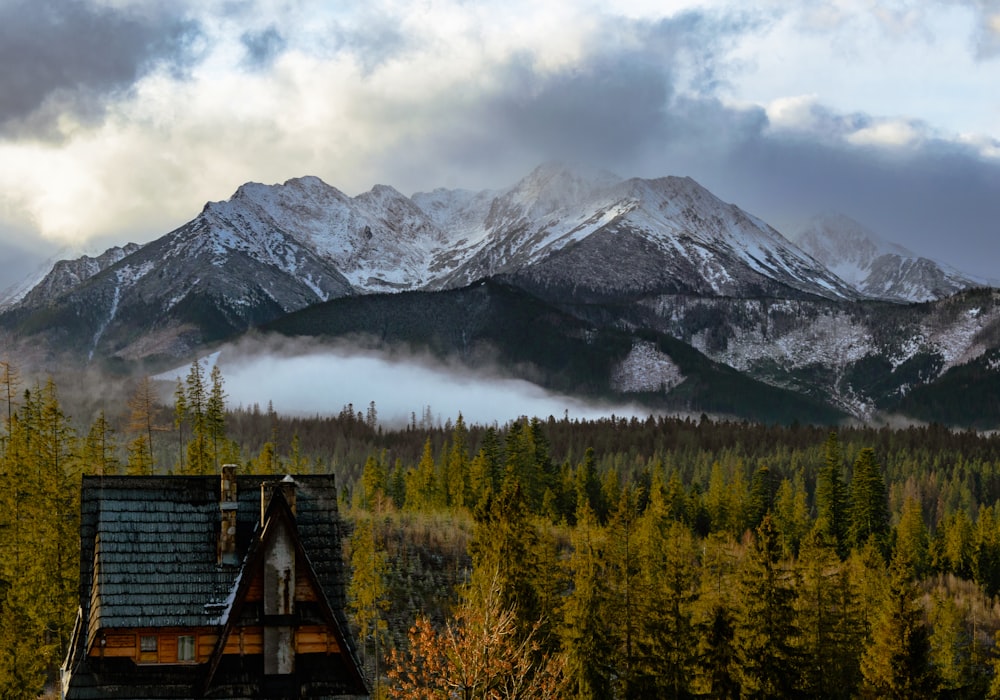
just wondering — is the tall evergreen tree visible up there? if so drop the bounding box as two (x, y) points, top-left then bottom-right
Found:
(636, 514), (699, 699)
(126, 376), (159, 474)
(849, 447), (890, 552)
(468, 482), (546, 639)
(83, 410), (120, 476)
(734, 514), (798, 698)
(206, 364), (227, 472)
(859, 549), (936, 698)
(605, 486), (643, 698)
(348, 516), (390, 685)
(447, 413), (470, 509)
(183, 359), (211, 474)
(561, 503), (613, 700)
(794, 523), (861, 698)
(816, 432), (849, 556)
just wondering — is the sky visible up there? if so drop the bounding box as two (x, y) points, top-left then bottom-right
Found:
(1, 0), (999, 293)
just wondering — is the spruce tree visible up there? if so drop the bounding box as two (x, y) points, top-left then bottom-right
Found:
(734, 514), (798, 697)
(636, 515), (699, 698)
(794, 523), (861, 698)
(848, 447), (890, 552)
(561, 503), (613, 700)
(347, 516), (390, 685)
(83, 410), (121, 476)
(859, 549), (936, 698)
(816, 432), (849, 556)
(126, 376), (159, 474)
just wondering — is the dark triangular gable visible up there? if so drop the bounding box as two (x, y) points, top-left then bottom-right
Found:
(202, 487), (368, 696)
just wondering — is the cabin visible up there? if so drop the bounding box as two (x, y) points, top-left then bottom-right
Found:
(60, 467), (369, 699)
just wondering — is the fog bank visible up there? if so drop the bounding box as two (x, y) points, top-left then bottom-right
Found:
(180, 339), (655, 427)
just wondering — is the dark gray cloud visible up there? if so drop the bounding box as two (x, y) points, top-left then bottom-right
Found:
(0, 0), (200, 138)
(658, 110), (1000, 281)
(374, 10), (1000, 281)
(241, 26), (286, 70)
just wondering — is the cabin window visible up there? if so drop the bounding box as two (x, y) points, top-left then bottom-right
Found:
(177, 635), (196, 662)
(140, 635), (158, 653)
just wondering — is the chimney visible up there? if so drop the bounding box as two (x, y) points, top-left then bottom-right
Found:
(260, 476), (297, 526)
(218, 464), (239, 566)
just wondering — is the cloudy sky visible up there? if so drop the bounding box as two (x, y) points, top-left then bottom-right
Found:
(1, 0), (998, 292)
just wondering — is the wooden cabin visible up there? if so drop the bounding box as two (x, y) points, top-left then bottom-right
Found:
(61, 467), (368, 699)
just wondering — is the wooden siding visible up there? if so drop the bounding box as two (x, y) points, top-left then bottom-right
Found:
(89, 626), (341, 664)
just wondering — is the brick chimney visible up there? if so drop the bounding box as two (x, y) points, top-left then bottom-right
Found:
(218, 464), (239, 566)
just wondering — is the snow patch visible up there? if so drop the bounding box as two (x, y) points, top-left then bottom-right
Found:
(611, 342), (684, 393)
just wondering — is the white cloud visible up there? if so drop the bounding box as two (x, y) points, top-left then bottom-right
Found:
(846, 119), (924, 148)
(765, 94), (822, 131)
(0, 0), (997, 284)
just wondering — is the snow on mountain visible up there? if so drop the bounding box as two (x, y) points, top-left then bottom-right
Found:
(419, 163), (857, 301)
(10, 243), (142, 310)
(793, 213), (983, 302)
(611, 341), (684, 393)
(5, 163), (993, 382)
(199, 176), (449, 292)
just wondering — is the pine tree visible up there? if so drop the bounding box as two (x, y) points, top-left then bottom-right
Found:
(636, 514), (699, 699)
(748, 463), (776, 529)
(734, 514), (798, 697)
(468, 482), (545, 642)
(406, 438), (437, 511)
(895, 496), (930, 578)
(172, 377), (187, 470)
(83, 410), (120, 476)
(816, 432), (849, 556)
(695, 601), (739, 699)
(928, 593), (978, 695)
(859, 549), (936, 698)
(605, 485), (643, 698)
(348, 516), (390, 685)
(974, 504), (1000, 597)
(0, 358), (20, 431)
(561, 503), (613, 699)
(794, 523), (861, 698)
(848, 447), (890, 552)
(360, 453), (387, 510)
(773, 477), (809, 557)
(126, 375), (160, 474)
(206, 364), (227, 472)
(447, 413), (470, 509)
(183, 359), (211, 474)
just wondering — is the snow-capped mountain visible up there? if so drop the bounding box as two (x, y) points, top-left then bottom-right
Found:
(793, 213), (983, 302)
(3, 163), (998, 427)
(415, 163), (858, 301)
(12, 243), (142, 309)
(3, 164), (863, 361)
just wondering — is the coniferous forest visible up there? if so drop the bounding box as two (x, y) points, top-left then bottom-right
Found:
(7, 360), (1000, 697)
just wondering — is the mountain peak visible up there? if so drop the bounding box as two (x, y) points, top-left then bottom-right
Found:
(794, 213), (979, 301)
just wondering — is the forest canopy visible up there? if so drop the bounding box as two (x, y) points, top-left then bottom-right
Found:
(4, 359), (1000, 697)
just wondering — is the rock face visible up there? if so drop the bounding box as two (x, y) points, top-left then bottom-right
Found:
(1, 164), (996, 425)
(793, 213), (983, 303)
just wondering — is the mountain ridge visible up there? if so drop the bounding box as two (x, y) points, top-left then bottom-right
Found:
(1, 163), (996, 426)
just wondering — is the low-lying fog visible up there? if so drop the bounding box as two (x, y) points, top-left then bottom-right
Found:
(159, 336), (654, 428)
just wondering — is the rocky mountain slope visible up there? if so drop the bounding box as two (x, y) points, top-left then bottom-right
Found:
(794, 213), (984, 302)
(1, 164), (995, 426)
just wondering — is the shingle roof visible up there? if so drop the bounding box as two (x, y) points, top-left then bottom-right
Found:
(77, 473), (352, 638)
(65, 473), (366, 700)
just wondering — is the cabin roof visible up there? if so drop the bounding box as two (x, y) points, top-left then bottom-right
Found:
(79, 474), (347, 632)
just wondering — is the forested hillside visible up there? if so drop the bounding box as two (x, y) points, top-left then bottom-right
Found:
(5, 359), (1000, 697)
